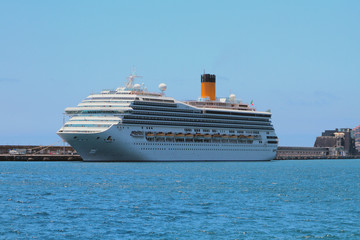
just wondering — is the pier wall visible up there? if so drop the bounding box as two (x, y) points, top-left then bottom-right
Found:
(0, 145), (81, 161)
(275, 146), (360, 160)
(0, 145), (76, 155)
(0, 154), (82, 161)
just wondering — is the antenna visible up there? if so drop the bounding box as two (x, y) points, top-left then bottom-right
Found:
(62, 113), (66, 154)
(125, 68), (143, 89)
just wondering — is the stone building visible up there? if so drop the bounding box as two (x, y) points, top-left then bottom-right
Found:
(314, 128), (358, 156)
(353, 125), (360, 152)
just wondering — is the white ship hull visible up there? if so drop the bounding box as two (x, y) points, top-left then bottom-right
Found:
(58, 125), (277, 162)
(57, 72), (278, 162)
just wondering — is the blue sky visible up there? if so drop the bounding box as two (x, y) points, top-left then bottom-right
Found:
(1, 0), (359, 146)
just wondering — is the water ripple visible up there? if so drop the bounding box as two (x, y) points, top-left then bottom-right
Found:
(0, 160), (359, 239)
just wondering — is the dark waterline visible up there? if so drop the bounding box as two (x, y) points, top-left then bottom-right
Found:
(1, 160), (359, 239)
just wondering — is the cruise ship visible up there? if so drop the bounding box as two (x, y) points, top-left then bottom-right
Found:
(57, 73), (278, 161)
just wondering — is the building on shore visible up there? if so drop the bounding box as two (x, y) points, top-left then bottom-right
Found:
(276, 127), (359, 159)
(314, 128), (358, 157)
(352, 125), (360, 152)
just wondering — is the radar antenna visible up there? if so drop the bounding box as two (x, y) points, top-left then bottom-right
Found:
(125, 68), (143, 89)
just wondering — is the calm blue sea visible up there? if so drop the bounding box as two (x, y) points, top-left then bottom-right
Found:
(1, 160), (360, 239)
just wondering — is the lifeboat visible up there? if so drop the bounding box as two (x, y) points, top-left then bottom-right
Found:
(175, 133), (185, 138)
(146, 132), (155, 137)
(238, 135), (247, 139)
(204, 134), (212, 139)
(221, 134), (229, 139)
(229, 135), (237, 139)
(185, 133), (194, 138)
(247, 135), (254, 139)
(212, 134), (221, 138)
(194, 133), (204, 138)
(156, 132), (165, 137)
(165, 132), (175, 137)
(130, 131), (144, 137)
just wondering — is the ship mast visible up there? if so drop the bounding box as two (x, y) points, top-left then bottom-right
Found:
(125, 69), (142, 90)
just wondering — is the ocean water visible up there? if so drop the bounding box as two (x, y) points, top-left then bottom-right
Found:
(0, 160), (359, 240)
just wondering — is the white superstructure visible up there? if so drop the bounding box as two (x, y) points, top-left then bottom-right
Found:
(57, 73), (278, 161)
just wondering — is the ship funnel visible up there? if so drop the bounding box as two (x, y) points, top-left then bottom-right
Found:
(201, 73), (216, 101)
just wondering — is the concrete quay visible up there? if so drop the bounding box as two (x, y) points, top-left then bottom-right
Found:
(275, 146), (360, 160)
(1, 153), (359, 161)
(2, 154), (359, 161)
(275, 155), (360, 160)
(0, 145), (81, 161)
(0, 154), (82, 161)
